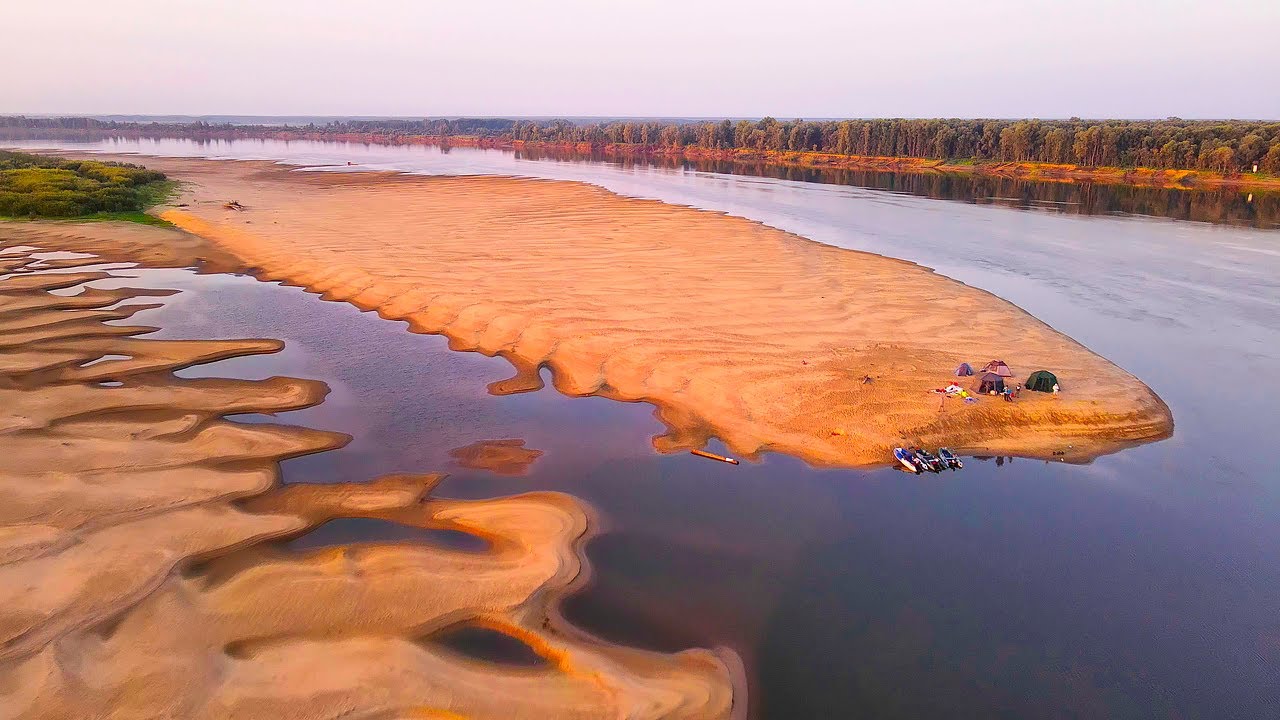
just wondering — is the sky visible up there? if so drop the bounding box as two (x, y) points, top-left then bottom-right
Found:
(5, 0), (1278, 119)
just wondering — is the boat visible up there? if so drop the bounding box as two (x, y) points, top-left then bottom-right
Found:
(937, 447), (963, 470)
(893, 447), (923, 474)
(913, 448), (944, 473)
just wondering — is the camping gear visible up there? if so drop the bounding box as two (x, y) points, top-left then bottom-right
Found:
(955, 362), (974, 376)
(976, 372), (1006, 394)
(938, 448), (963, 470)
(894, 448), (924, 474)
(1026, 370), (1058, 392)
(690, 449), (739, 465)
(983, 360), (1012, 377)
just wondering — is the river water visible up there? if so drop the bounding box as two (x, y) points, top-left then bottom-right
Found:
(11, 138), (1280, 718)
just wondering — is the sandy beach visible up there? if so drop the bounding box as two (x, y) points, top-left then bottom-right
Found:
(0, 227), (739, 719)
(95, 154), (1176, 465)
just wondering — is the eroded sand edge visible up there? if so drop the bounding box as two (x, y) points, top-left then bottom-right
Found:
(0, 226), (739, 720)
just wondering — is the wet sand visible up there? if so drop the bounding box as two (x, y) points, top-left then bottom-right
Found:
(0, 226), (739, 719)
(451, 438), (545, 475)
(103, 154), (1171, 465)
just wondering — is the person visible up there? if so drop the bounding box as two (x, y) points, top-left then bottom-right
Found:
(1052, 383), (1059, 394)
(1014, 384), (1022, 398)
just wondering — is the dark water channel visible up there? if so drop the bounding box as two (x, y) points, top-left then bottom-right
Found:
(21, 137), (1280, 718)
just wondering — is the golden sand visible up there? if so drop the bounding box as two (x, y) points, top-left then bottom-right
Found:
(0, 227), (739, 719)
(108, 155), (1171, 464)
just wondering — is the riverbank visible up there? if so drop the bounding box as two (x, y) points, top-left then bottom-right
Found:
(8, 127), (1275, 191)
(0, 224), (739, 719)
(506, 141), (1280, 192)
(72, 154), (1174, 465)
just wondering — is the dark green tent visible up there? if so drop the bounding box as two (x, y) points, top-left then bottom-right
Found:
(1026, 370), (1058, 392)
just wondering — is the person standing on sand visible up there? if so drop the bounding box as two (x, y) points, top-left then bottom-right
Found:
(1052, 383), (1060, 394)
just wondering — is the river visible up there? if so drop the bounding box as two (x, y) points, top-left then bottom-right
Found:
(9, 137), (1280, 718)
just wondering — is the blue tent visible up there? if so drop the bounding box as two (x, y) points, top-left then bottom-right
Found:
(955, 362), (974, 376)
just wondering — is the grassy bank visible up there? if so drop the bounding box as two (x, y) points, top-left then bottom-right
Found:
(0, 151), (176, 225)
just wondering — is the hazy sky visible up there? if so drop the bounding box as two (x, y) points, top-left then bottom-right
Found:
(5, 0), (1277, 119)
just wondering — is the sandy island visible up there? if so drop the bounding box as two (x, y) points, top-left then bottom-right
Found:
(451, 438), (545, 475)
(0, 229), (739, 719)
(87, 154), (1175, 465)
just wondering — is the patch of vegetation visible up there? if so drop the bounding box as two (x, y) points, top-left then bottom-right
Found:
(0, 151), (173, 224)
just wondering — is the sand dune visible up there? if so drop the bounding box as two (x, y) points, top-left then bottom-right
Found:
(0, 229), (740, 719)
(108, 154), (1172, 464)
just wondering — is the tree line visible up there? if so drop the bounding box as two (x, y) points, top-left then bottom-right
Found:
(509, 117), (1280, 173)
(5, 116), (1280, 174)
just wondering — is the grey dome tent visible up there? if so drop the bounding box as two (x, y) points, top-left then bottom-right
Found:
(955, 362), (974, 376)
(1026, 370), (1058, 392)
(976, 372), (1006, 394)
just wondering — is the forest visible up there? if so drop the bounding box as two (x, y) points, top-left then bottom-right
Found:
(5, 116), (1279, 174)
(0, 151), (169, 220)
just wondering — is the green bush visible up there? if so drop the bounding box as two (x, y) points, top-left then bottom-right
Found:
(0, 151), (169, 219)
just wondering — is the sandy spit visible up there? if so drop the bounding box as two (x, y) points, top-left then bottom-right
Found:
(0, 225), (740, 720)
(105, 154), (1171, 465)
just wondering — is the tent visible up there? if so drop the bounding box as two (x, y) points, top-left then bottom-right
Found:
(955, 362), (974, 376)
(983, 360), (1012, 377)
(1026, 370), (1059, 392)
(977, 372), (1006, 394)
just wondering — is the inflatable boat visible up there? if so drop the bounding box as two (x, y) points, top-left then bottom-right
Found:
(937, 447), (963, 470)
(893, 447), (923, 474)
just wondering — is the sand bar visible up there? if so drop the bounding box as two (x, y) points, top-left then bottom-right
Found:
(93, 154), (1174, 465)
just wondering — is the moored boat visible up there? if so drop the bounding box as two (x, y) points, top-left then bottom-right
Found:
(893, 447), (924, 474)
(938, 447), (963, 470)
(913, 448), (945, 473)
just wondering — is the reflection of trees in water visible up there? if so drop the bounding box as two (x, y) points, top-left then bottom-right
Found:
(4, 129), (1272, 228)
(705, 163), (1276, 229)
(514, 147), (1278, 229)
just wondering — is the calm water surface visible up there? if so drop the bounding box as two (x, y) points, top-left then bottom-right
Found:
(22, 138), (1280, 718)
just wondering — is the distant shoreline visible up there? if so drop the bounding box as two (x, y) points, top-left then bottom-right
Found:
(505, 139), (1280, 192)
(5, 122), (1278, 192)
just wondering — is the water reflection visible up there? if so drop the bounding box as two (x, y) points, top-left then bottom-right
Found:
(2, 132), (1276, 227)
(511, 146), (1278, 228)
